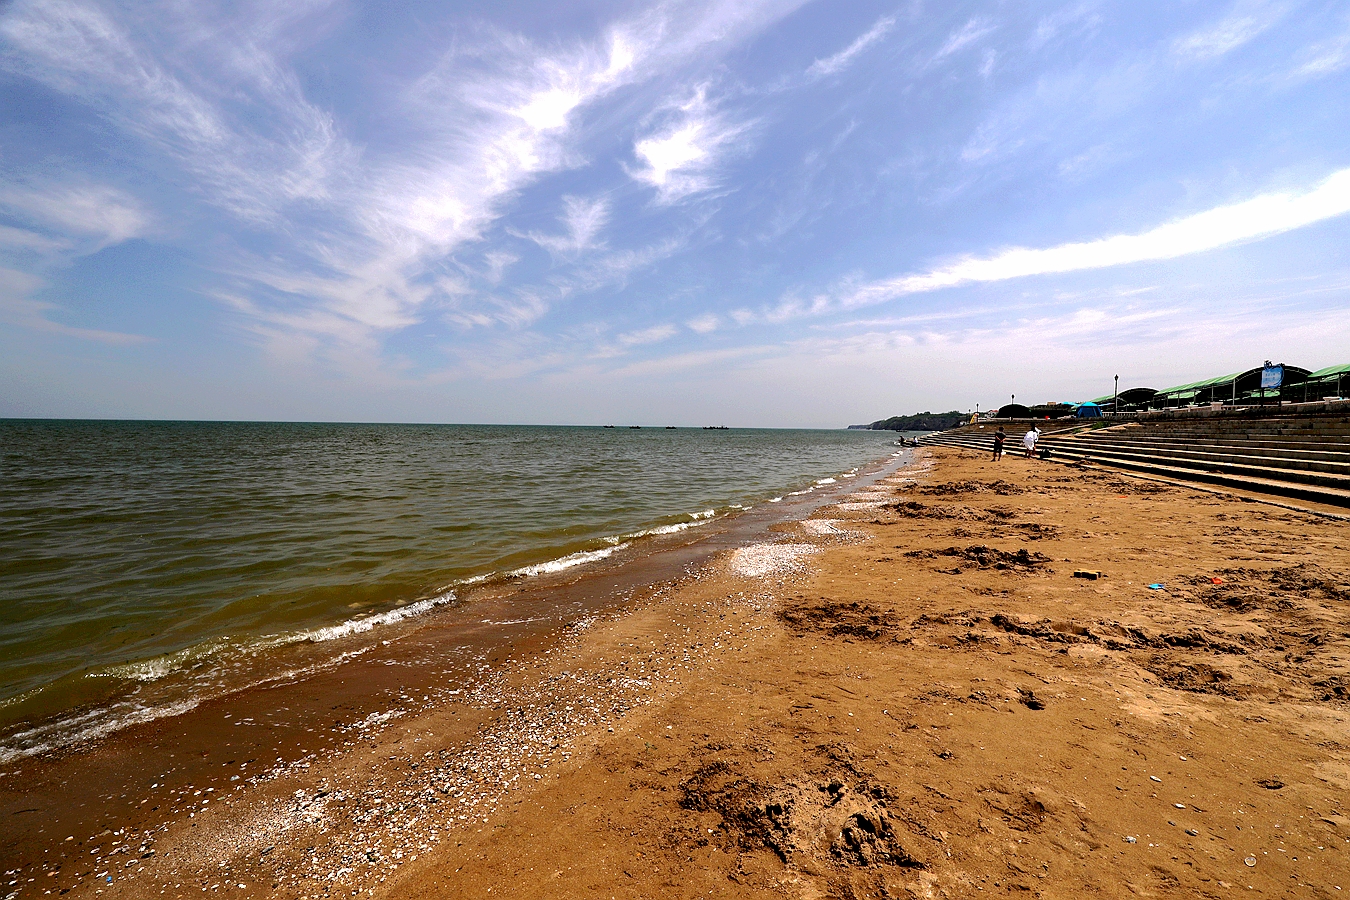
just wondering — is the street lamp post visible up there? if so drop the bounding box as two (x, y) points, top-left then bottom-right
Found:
(1114, 375), (1119, 416)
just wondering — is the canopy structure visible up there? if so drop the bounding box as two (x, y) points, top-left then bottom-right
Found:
(997, 403), (1031, 418)
(1153, 365), (1310, 408)
(1075, 402), (1102, 418)
(1281, 362), (1350, 402)
(1091, 387), (1158, 413)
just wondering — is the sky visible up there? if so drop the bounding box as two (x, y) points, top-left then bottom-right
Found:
(1, 0), (1348, 427)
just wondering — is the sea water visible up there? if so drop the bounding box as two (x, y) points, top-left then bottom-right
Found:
(0, 420), (898, 758)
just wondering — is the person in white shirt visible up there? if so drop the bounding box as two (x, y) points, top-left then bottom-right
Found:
(1022, 425), (1040, 458)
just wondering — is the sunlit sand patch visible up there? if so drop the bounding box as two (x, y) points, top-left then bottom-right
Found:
(728, 542), (819, 578)
(832, 500), (889, 512)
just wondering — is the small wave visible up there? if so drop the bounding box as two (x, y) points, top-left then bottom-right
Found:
(301, 591), (457, 642)
(509, 544), (628, 578)
(768, 497), (782, 503)
(0, 698), (201, 765)
(84, 589), (461, 690)
(630, 519), (705, 538)
(815, 477), (837, 485)
(91, 636), (240, 683)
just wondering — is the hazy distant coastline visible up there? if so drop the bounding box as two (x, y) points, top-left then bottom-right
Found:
(848, 410), (967, 431)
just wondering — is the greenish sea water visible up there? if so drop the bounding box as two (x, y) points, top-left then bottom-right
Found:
(0, 421), (898, 760)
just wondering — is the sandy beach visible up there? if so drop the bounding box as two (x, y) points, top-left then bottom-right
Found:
(9, 445), (1350, 898)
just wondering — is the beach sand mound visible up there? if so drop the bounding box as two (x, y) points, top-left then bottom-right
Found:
(776, 599), (899, 640)
(679, 765), (925, 871)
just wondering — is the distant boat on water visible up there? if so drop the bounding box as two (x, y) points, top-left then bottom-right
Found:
(602, 424), (615, 428)
(703, 425), (729, 430)
(629, 425), (642, 429)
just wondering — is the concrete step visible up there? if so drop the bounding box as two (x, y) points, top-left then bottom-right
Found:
(919, 428), (1350, 508)
(1110, 423), (1350, 438)
(1043, 448), (1350, 509)
(1044, 439), (1350, 475)
(1046, 444), (1350, 490)
(1092, 436), (1350, 456)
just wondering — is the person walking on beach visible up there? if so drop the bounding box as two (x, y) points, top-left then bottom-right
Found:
(1022, 425), (1040, 459)
(992, 426), (1006, 461)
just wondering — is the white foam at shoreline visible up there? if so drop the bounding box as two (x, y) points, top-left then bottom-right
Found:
(728, 542), (818, 578)
(301, 590), (458, 642)
(630, 520), (703, 538)
(93, 636), (238, 683)
(509, 544), (628, 578)
(0, 698), (202, 765)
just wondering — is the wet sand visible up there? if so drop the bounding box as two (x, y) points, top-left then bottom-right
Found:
(7, 445), (1350, 898)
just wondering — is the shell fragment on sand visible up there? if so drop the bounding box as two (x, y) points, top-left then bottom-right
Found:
(728, 543), (819, 578)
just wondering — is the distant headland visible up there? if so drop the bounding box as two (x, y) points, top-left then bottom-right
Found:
(848, 411), (968, 431)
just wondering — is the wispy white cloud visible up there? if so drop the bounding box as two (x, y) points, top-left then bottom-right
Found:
(0, 0), (351, 222)
(934, 18), (996, 62)
(1173, 1), (1285, 60)
(764, 167), (1350, 320)
(0, 181), (150, 248)
(978, 49), (997, 78)
(482, 251), (519, 285)
(806, 14), (894, 79)
(1289, 23), (1350, 79)
(0, 224), (69, 254)
(617, 323), (678, 346)
(558, 236), (688, 297)
(629, 86), (752, 204)
(686, 312), (720, 333)
(518, 195), (610, 260)
(0, 0), (812, 364)
(1029, 3), (1102, 51)
(0, 267), (151, 344)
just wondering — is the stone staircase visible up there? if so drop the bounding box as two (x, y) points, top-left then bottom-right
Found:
(918, 414), (1350, 509)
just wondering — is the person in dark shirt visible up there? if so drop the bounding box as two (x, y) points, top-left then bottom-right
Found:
(992, 426), (1006, 460)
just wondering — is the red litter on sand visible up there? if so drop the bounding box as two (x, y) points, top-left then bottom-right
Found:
(1211, 576), (1223, 584)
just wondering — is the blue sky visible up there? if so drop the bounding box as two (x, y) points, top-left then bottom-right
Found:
(2, 0), (1348, 426)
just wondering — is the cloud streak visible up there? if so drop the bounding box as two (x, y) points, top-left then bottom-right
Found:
(934, 18), (996, 62)
(806, 15), (894, 79)
(1173, 1), (1284, 60)
(789, 167), (1350, 316)
(0, 181), (150, 249)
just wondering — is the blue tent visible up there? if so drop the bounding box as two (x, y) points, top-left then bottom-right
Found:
(1074, 402), (1102, 418)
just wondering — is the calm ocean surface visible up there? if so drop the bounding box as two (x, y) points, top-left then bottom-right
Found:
(0, 420), (897, 758)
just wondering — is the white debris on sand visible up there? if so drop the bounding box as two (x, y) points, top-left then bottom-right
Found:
(799, 519), (850, 537)
(832, 500), (889, 511)
(728, 542), (819, 578)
